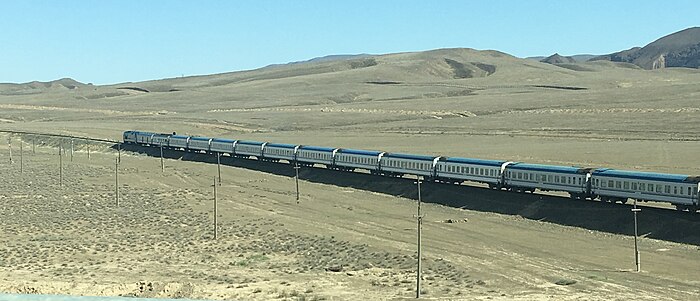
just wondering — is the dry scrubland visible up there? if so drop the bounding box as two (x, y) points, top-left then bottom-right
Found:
(1, 48), (700, 300)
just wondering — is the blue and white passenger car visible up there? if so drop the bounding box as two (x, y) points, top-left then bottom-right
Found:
(123, 131), (139, 144)
(435, 157), (508, 187)
(262, 143), (298, 162)
(379, 153), (438, 178)
(168, 135), (190, 150)
(504, 163), (589, 196)
(150, 133), (170, 147)
(188, 136), (212, 153)
(591, 169), (700, 210)
(234, 141), (265, 158)
(210, 138), (236, 155)
(296, 145), (336, 167)
(334, 149), (382, 172)
(132, 131), (158, 145)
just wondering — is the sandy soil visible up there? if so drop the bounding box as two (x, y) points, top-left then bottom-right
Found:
(0, 136), (698, 300)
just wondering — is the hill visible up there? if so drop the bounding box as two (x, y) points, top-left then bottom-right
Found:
(0, 78), (89, 95)
(540, 53), (576, 64)
(591, 27), (700, 69)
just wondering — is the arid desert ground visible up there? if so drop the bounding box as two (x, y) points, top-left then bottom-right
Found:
(1, 49), (699, 300)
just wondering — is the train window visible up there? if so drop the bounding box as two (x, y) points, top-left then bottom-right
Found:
(689, 187), (692, 195)
(578, 178), (582, 185)
(694, 189), (697, 196)
(616, 181), (622, 189)
(470, 167), (474, 174)
(656, 185), (661, 193)
(640, 183), (645, 191)
(567, 177), (571, 184)
(665, 185), (671, 194)
(555, 176), (559, 183)
(596, 179), (600, 186)
(674, 186), (678, 194)
(548, 175), (553, 182)
(649, 184), (654, 192)
(517, 172), (522, 179)
(632, 183), (637, 190)
(623, 182), (629, 190)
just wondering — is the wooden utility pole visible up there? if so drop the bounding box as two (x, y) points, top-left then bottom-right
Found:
(20, 140), (23, 174)
(70, 139), (74, 162)
(294, 163), (300, 203)
(59, 144), (63, 187)
(632, 199), (641, 272)
(8, 135), (12, 163)
(217, 152), (221, 186)
(115, 158), (120, 207)
(117, 143), (121, 164)
(32, 137), (35, 154)
(213, 177), (218, 240)
(415, 177), (423, 299)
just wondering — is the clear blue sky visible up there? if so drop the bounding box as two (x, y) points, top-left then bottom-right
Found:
(1, 0), (698, 85)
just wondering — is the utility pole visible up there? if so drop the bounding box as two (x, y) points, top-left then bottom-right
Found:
(160, 146), (164, 172)
(87, 142), (90, 160)
(217, 152), (221, 186)
(32, 137), (35, 154)
(415, 177), (423, 299)
(59, 143), (63, 187)
(70, 139), (74, 162)
(20, 139), (23, 174)
(117, 143), (121, 164)
(294, 163), (300, 203)
(632, 199), (641, 272)
(115, 158), (119, 207)
(213, 177), (218, 240)
(8, 135), (12, 163)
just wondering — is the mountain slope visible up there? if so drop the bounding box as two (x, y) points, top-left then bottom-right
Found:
(591, 27), (700, 69)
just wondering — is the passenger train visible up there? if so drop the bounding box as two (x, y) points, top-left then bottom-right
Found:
(123, 130), (700, 212)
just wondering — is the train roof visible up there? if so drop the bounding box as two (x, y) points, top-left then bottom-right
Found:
(170, 135), (189, 139)
(442, 157), (506, 166)
(299, 145), (336, 152)
(266, 143), (297, 149)
(236, 140), (264, 145)
(592, 168), (698, 183)
(190, 136), (212, 141)
(338, 148), (382, 156)
(508, 163), (586, 174)
(384, 152), (437, 161)
(211, 138), (236, 143)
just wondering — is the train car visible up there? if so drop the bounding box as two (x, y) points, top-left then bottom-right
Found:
(188, 136), (212, 153)
(134, 131), (157, 145)
(234, 140), (265, 158)
(435, 157), (508, 188)
(262, 143), (298, 162)
(504, 163), (589, 197)
(379, 153), (438, 178)
(334, 149), (382, 172)
(591, 169), (700, 211)
(168, 135), (190, 150)
(123, 131), (139, 144)
(210, 138), (236, 155)
(296, 145), (336, 167)
(150, 133), (171, 147)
